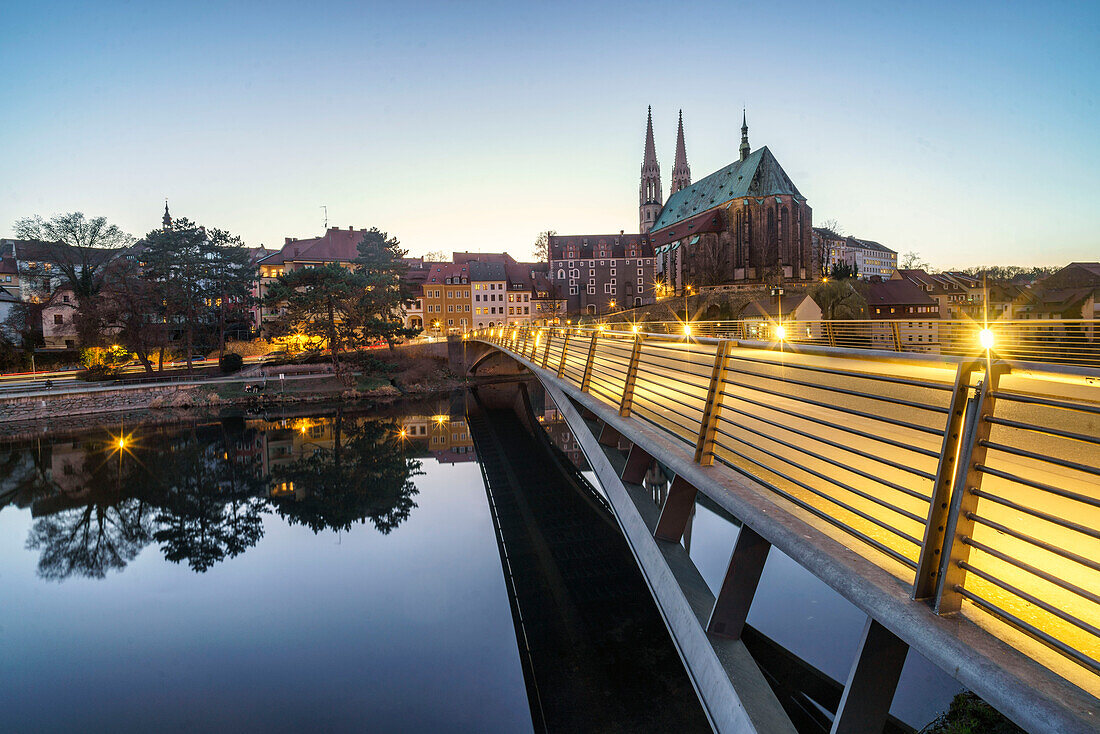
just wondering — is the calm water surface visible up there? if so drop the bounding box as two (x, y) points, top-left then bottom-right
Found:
(0, 388), (706, 733)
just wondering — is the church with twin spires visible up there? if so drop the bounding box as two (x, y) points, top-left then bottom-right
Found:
(549, 107), (815, 312)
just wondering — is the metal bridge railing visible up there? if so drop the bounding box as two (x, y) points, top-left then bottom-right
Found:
(472, 324), (1100, 694)
(595, 319), (1100, 368)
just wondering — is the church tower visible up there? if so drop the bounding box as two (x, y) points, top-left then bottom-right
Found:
(739, 109), (751, 162)
(162, 200), (172, 230)
(670, 109), (691, 195)
(639, 106), (663, 234)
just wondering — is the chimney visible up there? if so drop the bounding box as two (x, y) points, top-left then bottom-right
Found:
(349, 226), (354, 231)
(285, 237), (293, 245)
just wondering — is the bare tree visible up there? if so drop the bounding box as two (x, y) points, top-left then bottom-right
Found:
(13, 212), (135, 346)
(901, 251), (929, 270)
(424, 250), (448, 262)
(533, 230), (556, 262)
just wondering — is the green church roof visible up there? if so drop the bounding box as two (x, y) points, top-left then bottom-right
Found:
(650, 146), (804, 235)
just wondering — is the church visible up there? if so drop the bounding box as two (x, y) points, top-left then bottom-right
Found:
(650, 113), (816, 291)
(548, 108), (814, 313)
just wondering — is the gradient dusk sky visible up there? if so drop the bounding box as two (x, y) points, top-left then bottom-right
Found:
(2, 0), (1097, 266)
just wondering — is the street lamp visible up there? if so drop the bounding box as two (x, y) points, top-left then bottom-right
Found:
(683, 284), (694, 333)
(979, 328), (994, 351)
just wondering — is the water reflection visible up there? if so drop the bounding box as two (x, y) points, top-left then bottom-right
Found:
(3, 407), (430, 579)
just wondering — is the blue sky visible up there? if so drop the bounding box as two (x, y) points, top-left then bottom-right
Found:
(1, 0), (1097, 266)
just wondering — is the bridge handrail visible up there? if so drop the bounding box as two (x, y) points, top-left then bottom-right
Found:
(576, 318), (1100, 369)
(469, 324), (1100, 700)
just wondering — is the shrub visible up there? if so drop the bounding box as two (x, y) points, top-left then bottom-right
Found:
(219, 352), (244, 373)
(80, 364), (118, 381)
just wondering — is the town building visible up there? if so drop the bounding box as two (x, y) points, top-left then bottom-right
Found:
(422, 262), (471, 334)
(1017, 262), (1100, 320)
(650, 113), (815, 292)
(468, 261), (508, 329)
(812, 229), (897, 278)
(738, 293), (822, 341)
(864, 278), (940, 352)
(548, 233), (655, 314)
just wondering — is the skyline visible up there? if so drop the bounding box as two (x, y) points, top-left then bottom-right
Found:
(2, 1), (1097, 267)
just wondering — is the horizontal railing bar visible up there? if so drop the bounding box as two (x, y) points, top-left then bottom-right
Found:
(954, 585), (1100, 677)
(975, 464), (1100, 508)
(718, 388), (941, 462)
(723, 362), (951, 415)
(978, 441), (1100, 481)
(970, 489), (1100, 539)
(718, 401), (937, 486)
(629, 404), (699, 447)
(967, 513), (1100, 573)
(716, 404), (933, 501)
(724, 352), (956, 392)
(721, 376), (945, 437)
(963, 536), (1100, 606)
(990, 391), (1100, 416)
(712, 436), (924, 548)
(984, 416), (1100, 446)
(714, 424), (928, 523)
(711, 450), (919, 569)
(633, 365), (708, 404)
(631, 384), (704, 424)
(958, 561), (1100, 640)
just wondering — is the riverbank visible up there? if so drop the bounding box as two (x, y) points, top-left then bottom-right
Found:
(0, 343), (491, 424)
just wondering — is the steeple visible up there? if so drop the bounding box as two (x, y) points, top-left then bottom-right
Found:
(639, 106), (663, 234)
(162, 200), (172, 230)
(739, 109), (750, 162)
(670, 109), (692, 195)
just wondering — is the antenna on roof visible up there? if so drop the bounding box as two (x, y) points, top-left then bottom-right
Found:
(321, 205), (328, 230)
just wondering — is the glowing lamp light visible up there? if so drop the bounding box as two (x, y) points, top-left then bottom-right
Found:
(597, 323), (606, 331)
(775, 325), (787, 341)
(683, 323), (693, 337)
(631, 324), (640, 333)
(399, 428), (408, 439)
(116, 437), (127, 450)
(979, 328), (995, 350)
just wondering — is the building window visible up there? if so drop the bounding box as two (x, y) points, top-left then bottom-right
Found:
(54, 314), (63, 324)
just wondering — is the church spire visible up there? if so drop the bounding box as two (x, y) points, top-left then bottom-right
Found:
(739, 109), (750, 162)
(643, 105), (658, 167)
(639, 106), (663, 234)
(670, 109), (691, 195)
(162, 199), (172, 230)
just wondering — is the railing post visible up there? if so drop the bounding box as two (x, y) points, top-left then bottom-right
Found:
(825, 320), (837, 347)
(934, 364), (1005, 615)
(619, 335), (644, 417)
(541, 329), (551, 369)
(890, 321), (902, 351)
(579, 332), (598, 393)
(694, 340), (732, 465)
(556, 330), (570, 379)
(913, 360), (977, 599)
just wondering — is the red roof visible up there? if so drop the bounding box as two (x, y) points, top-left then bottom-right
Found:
(259, 227), (368, 266)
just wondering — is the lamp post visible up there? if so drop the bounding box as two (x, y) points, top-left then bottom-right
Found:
(683, 284), (693, 326)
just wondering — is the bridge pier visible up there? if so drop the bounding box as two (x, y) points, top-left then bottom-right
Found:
(831, 618), (910, 734)
(654, 475), (699, 543)
(707, 525), (771, 640)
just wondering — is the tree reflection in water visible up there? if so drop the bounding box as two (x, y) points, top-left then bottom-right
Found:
(271, 411), (423, 534)
(16, 409), (422, 579)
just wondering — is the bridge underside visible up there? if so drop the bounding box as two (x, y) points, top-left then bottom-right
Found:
(470, 335), (1098, 734)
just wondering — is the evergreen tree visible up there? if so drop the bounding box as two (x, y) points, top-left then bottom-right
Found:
(262, 263), (367, 368)
(354, 228), (420, 348)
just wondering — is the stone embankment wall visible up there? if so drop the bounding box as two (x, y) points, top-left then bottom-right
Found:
(0, 384), (214, 422)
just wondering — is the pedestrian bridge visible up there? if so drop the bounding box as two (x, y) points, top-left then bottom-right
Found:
(460, 325), (1099, 733)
